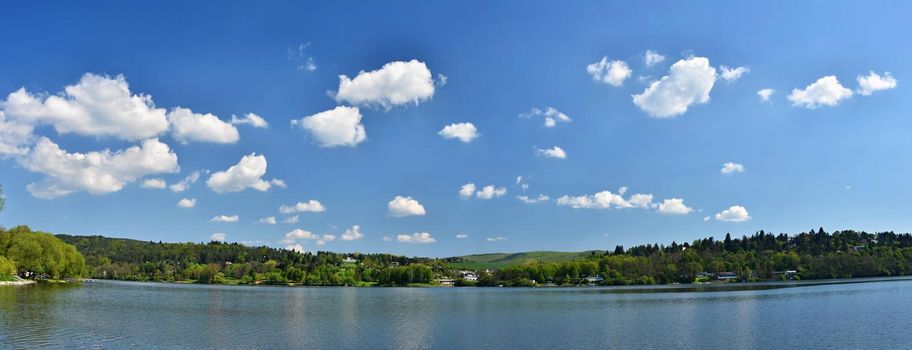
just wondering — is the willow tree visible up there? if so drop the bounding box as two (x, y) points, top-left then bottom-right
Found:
(0, 226), (86, 279)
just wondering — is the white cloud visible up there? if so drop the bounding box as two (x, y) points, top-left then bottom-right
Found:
(206, 153), (273, 193)
(282, 215), (300, 224)
(721, 162), (745, 174)
(715, 205), (751, 222)
(456, 234), (469, 239)
(141, 178), (166, 189)
(788, 76), (853, 109)
(269, 178), (287, 189)
(334, 59), (436, 109)
(259, 216), (277, 225)
(644, 50), (666, 67)
(628, 194), (653, 208)
(557, 189), (653, 209)
(341, 225), (363, 241)
(279, 200), (326, 213)
(316, 234), (336, 246)
(1, 73), (169, 141)
(282, 228), (318, 245)
(170, 171), (201, 193)
(656, 198), (693, 215)
(168, 107), (239, 144)
(281, 228), (336, 249)
(535, 146), (566, 159)
(476, 185), (507, 199)
(288, 43), (316, 74)
(177, 198), (196, 208)
(517, 194), (549, 204)
(0, 111), (34, 157)
(757, 88), (775, 102)
(587, 58), (631, 86)
(397, 232), (435, 244)
(486, 236), (507, 242)
(438, 122), (479, 143)
(388, 196), (426, 217)
(719, 66), (749, 82)
(436, 73), (448, 86)
(302, 58), (317, 72)
(19, 137), (179, 199)
(291, 106), (366, 148)
(382, 236), (392, 242)
(286, 244), (305, 253)
(210, 233), (226, 242)
(520, 107), (571, 128)
(632, 56), (716, 118)
(459, 183), (476, 199)
(211, 215), (239, 222)
(516, 175), (530, 191)
(230, 113), (269, 128)
(703, 216), (710, 222)
(460, 183), (506, 200)
(857, 71), (897, 96)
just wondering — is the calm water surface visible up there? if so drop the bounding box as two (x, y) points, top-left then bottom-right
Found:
(2, 278), (911, 349)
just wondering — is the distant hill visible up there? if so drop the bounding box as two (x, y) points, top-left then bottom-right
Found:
(447, 251), (597, 269)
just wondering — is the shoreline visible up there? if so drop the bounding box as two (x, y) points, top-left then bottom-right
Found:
(87, 274), (912, 291)
(0, 277), (36, 286)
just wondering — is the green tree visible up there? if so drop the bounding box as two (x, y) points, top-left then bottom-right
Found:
(0, 226), (86, 279)
(0, 256), (15, 280)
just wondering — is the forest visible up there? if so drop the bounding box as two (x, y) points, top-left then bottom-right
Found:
(4, 221), (912, 287)
(476, 228), (912, 286)
(50, 227), (912, 287)
(55, 232), (439, 286)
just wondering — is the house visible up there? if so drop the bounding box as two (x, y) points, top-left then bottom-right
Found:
(772, 270), (799, 279)
(342, 257), (357, 264)
(437, 278), (456, 286)
(851, 245), (865, 252)
(584, 275), (604, 284)
(462, 273), (478, 282)
(717, 272), (738, 281)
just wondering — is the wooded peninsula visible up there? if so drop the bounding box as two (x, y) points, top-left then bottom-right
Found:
(4, 224), (912, 287)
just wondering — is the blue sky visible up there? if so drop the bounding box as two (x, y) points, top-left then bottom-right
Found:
(0, 2), (909, 256)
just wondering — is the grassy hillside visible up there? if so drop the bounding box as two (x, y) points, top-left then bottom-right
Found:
(448, 251), (596, 269)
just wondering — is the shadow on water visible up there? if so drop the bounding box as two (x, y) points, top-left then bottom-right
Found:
(0, 283), (83, 346)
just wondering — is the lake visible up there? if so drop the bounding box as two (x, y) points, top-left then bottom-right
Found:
(2, 278), (911, 349)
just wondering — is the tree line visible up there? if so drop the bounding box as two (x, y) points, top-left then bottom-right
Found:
(6, 223), (912, 287)
(55, 233), (441, 286)
(477, 228), (912, 286)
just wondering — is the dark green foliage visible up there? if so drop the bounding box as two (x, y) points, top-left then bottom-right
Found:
(55, 234), (445, 285)
(476, 228), (912, 286)
(0, 226), (86, 279)
(41, 228), (912, 287)
(445, 251), (595, 269)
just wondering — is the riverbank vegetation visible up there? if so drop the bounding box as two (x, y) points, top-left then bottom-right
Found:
(57, 233), (439, 286)
(47, 227), (912, 287)
(0, 226), (86, 281)
(4, 222), (912, 287)
(464, 228), (912, 286)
